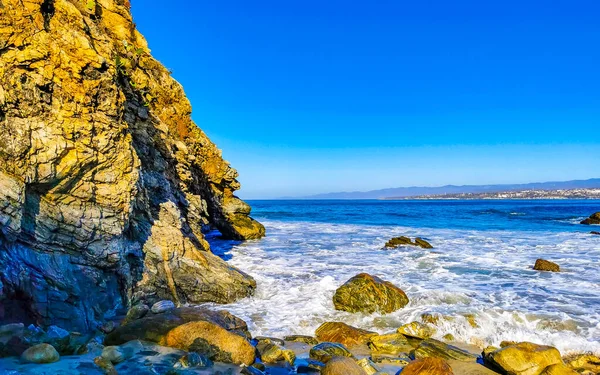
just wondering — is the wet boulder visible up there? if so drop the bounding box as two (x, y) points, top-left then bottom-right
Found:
(485, 342), (562, 375)
(368, 333), (412, 356)
(21, 343), (60, 364)
(563, 354), (600, 374)
(333, 273), (409, 314)
(105, 307), (253, 365)
(322, 356), (367, 375)
(400, 357), (455, 375)
(591, 231), (600, 235)
(123, 304), (150, 324)
(581, 212), (600, 225)
(385, 236), (433, 249)
(397, 322), (437, 339)
(151, 300), (176, 314)
(412, 339), (477, 362)
(533, 259), (560, 272)
(256, 338), (296, 365)
(540, 364), (579, 375)
(316, 322), (377, 348)
(309, 342), (354, 363)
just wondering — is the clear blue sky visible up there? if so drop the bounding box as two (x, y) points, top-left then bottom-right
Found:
(131, 1), (600, 199)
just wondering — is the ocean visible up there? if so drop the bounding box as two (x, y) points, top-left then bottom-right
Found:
(207, 200), (600, 355)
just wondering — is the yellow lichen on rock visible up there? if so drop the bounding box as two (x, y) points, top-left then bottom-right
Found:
(0, 0), (263, 331)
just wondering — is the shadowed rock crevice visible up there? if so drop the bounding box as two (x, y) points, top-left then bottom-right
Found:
(0, 0), (264, 332)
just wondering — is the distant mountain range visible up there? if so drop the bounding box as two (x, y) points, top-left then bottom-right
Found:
(300, 178), (600, 200)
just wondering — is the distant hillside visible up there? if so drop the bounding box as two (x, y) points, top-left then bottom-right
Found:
(302, 178), (600, 199)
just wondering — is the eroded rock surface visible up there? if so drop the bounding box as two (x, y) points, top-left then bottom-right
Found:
(0, 0), (264, 331)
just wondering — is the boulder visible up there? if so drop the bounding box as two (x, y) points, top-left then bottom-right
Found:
(316, 322), (377, 347)
(123, 304), (150, 324)
(256, 339), (295, 365)
(368, 333), (412, 356)
(322, 356), (367, 375)
(385, 236), (433, 249)
(591, 231), (600, 235)
(151, 300), (176, 314)
(20, 343), (60, 364)
(284, 335), (319, 345)
(385, 236), (414, 248)
(563, 354), (600, 374)
(540, 364), (579, 375)
(101, 346), (131, 364)
(164, 321), (255, 365)
(485, 342), (562, 375)
(105, 307), (250, 346)
(333, 273), (409, 314)
(415, 238), (434, 249)
(397, 322), (437, 339)
(400, 357), (455, 375)
(309, 342), (354, 363)
(533, 259), (560, 272)
(412, 339), (477, 362)
(581, 212), (600, 225)
(0, 0), (263, 332)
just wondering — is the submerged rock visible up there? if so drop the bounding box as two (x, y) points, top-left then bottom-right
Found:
(400, 357), (454, 375)
(0, 0), (263, 332)
(485, 342), (562, 375)
(322, 356), (367, 375)
(316, 322), (377, 348)
(533, 259), (560, 272)
(309, 342), (354, 363)
(581, 212), (600, 225)
(20, 343), (60, 364)
(333, 273), (409, 314)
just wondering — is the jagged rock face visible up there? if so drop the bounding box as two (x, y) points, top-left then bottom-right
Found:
(0, 0), (265, 331)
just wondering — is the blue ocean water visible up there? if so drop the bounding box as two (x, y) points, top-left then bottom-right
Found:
(209, 200), (600, 355)
(248, 199), (599, 232)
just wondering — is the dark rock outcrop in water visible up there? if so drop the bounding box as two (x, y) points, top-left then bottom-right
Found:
(581, 212), (600, 225)
(0, 0), (264, 331)
(533, 259), (560, 272)
(385, 236), (433, 249)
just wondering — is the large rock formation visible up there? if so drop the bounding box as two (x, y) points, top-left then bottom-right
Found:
(0, 0), (264, 331)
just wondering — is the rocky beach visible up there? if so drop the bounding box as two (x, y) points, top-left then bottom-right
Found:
(1, 1), (600, 374)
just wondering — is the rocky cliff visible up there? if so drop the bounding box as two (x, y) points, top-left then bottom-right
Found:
(0, 0), (265, 331)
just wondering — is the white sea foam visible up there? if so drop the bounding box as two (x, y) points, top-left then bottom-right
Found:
(206, 220), (600, 355)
